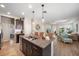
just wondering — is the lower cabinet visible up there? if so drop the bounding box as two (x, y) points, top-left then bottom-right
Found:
(21, 38), (51, 56)
(22, 39), (27, 55)
(21, 39), (42, 56)
(32, 45), (42, 56)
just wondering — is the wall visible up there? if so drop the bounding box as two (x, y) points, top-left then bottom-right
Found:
(44, 23), (53, 32)
(24, 17), (79, 34)
(24, 17), (57, 35)
(24, 17), (47, 35)
(54, 17), (79, 33)
(0, 16), (1, 33)
(32, 20), (45, 32)
(24, 17), (32, 35)
(32, 20), (55, 33)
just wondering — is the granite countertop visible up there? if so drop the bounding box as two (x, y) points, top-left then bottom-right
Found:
(20, 36), (51, 49)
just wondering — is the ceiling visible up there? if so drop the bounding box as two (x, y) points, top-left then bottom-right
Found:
(0, 3), (79, 23)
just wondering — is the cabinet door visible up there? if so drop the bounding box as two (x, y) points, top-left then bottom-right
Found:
(26, 45), (32, 56)
(25, 40), (32, 56)
(22, 39), (32, 56)
(22, 39), (42, 56)
(22, 39), (27, 55)
(32, 45), (42, 56)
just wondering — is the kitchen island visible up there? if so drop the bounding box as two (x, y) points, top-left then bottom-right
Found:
(20, 35), (51, 56)
(15, 33), (24, 43)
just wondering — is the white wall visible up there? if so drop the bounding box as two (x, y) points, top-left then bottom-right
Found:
(24, 18), (52, 34)
(44, 23), (53, 32)
(32, 20), (53, 33)
(24, 17), (58, 35)
(54, 17), (79, 33)
(24, 17), (32, 35)
(32, 20), (42, 32)
(0, 16), (1, 33)
(24, 17), (79, 34)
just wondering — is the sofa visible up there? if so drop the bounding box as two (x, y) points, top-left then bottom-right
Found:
(57, 32), (73, 43)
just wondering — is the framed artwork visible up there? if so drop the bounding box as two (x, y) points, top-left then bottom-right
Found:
(35, 24), (40, 30)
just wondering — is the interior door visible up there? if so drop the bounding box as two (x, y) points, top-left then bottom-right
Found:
(1, 16), (11, 42)
(2, 23), (10, 41)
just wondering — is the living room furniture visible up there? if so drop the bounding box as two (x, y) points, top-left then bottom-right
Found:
(34, 32), (44, 39)
(34, 32), (54, 40)
(57, 32), (73, 43)
(69, 33), (79, 41)
(47, 32), (54, 39)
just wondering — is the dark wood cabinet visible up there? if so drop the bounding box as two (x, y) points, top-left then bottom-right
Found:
(32, 45), (42, 56)
(16, 34), (19, 43)
(21, 37), (51, 56)
(16, 33), (24, 43)
(22, 39), (32, 56)
(22, 39), (27, 55)
(21, 39), (42, 56)
(16, 19), (24, 30)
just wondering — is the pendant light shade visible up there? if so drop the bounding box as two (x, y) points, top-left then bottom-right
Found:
(41, 4), (46, 23)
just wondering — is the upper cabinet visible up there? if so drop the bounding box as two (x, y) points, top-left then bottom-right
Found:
(16, 18), (24, 30)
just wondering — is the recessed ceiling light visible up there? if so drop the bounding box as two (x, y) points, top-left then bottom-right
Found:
(28, 4), (32, 8)
(7, 12), (11, 15)
(0, 4), (5, 8)
(22, 12), (24, 15)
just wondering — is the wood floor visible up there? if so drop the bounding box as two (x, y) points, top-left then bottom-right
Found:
(0, 40), (24, 56)
(53, 39), (79, 56)
(0, 38), (79, 56)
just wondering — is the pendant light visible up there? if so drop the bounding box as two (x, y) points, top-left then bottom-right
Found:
(32, 10), (35, 25)
(31, 10), (35, 33)
(41, 4), (47, 23)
